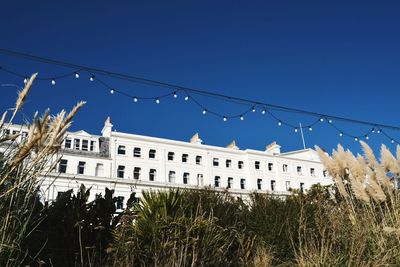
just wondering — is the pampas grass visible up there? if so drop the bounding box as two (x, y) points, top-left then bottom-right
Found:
(0, 73), (84, 266)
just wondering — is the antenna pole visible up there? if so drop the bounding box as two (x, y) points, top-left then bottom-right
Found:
(299, 122), (306, 149)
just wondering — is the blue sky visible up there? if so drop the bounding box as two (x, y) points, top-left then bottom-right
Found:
(1, 1), (400, 155)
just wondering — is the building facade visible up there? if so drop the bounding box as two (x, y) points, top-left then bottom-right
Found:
(6, 118), (332, 208)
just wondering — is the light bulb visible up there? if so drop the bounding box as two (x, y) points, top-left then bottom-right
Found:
(252, 107), (256, 112)
(51, 79), (56, 85)
(156, 98), (160, 104)
(90, 75), (95, 82)
(377, 130), (381, 134)
(339, 132), (343, 137)
(391, 139), (395, 143)
(365, 135), (369, 140)
(23, 78), (28, 84)
(262, 109), (266, 114)
(184, 96), (189, 101)
(110, 89), (115, 94)
(223, 116), (227, 122)
(133, 97), (138, 102)
(309, 127), (312, 131)
(354, 137), (358, 141)
(294, 128), (298, 133)
(75, 72), (79, 79)
(173, 92), (177, 98)
(372, 128), (375, 133)
(202, 109), (207, 115)
(240, 115), (244, 121)
(328, 119), (333, 124)
(278, 121), (282, 126)
(319, 118), (324, 122)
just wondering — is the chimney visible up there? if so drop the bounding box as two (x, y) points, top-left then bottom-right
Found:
(226, 140), (239, 150)
(266, 141), (281, 154)
(101, 116), (113, 137)
(190, 133), (202, 144)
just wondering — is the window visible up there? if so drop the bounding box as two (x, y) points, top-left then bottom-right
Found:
(226, 159), (232, 168)
(95, 163), (104, 177)
(240, 178), (246, 190)
(255, 161), (260, 170)
(117, 165), (125, 178)
(197, 174), (203, 186)
(149, 169), (156, 181)
(227, 177), (233, 189)
(59, 159), (68, 173)
(213, 158), (219, 167)
(12, 130), (18, 135)
(168, 171), (176, 183)
(77, 161), (85, 175)
(134, 147), (141, 157)
(257, 179), (262, 190)
(285, 181), (291, 191)
(149, 149), (156, 159)
(268, 163), (273, 171)
(297, 166), (303, 175)
(116, 196), (124, 209)
(282, 164), (288, 172)
(21, 131), (28, 140)
(183, 172), (190, 184)
(90, 141), (96, 151)
(271, 180), (276, 191)
(300, 182), (305, 193)
(82, 140), (89, 151)
(168, 152), (175, 161)
(196, 156), (202, 165)
(323, 170), (327, 177)
(134, 167), (141, 180)
(65, 138), (72, 149)
(310, 168), (315, 176)
(182, 154), (189, 163)
(74, 139), (80, 150)
(238, 161), (244, 169)
(117, 145), (126, 155)
(214, 176), (220, 187)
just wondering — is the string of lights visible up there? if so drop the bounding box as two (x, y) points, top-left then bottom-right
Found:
(0, 48), (399, 145)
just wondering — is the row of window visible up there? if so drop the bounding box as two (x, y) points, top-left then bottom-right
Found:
(64, 138), (96, 152)
(116, 146), (325, 177)
(59, 160), (105, 176)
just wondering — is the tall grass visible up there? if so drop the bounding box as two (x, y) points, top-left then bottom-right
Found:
(0, 74), (84, 266)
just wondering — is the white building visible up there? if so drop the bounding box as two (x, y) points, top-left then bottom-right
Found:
(6, 118), (332, 208)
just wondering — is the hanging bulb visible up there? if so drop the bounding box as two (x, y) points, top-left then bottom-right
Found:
(391, 139), (395, 143)
(173, 92), (177, 98)
(365, 135), (369, 140)
(23, 78), (28, 84)
(75, 72), (80, 79)
(294, 128), (298, 133)
(133, 97), (138, 102)
(339, 132), (343, 137)
(355, 137), (359, 141)
(278, 121), (282, 126)
(202, 109), (207, 115)
(328, 119), (333, 124)
(240, 115), (244, 121)
(261, 109), (266, 115)
(319, 118), (324, 122)
(309, 127), (313, 131)
(184, 95), (189, 101)
(377, 129), (381, 134)
(156, 98), (160, 104)
(223, 116), (227, 122)
(372, 128), (375, 133)
(252, 106), (256, 112)
(110, 89), (115, 94)
(51, 79), (56, 85)
(90, 75), (95, 82)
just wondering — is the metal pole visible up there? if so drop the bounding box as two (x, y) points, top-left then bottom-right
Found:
(299, 122), (306, 149)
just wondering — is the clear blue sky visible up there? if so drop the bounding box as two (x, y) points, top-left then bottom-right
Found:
(1, 1), (400, 155)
